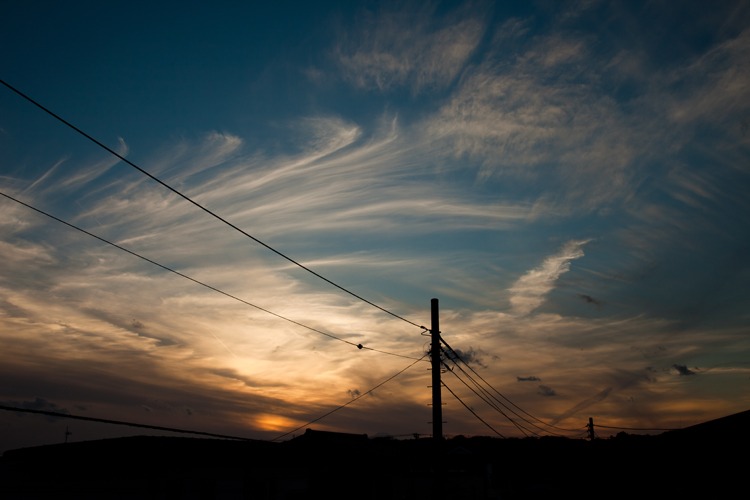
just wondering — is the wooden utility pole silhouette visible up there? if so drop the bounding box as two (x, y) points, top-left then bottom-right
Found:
(587, 417), (596, 440)
(431, 298), (443, 441)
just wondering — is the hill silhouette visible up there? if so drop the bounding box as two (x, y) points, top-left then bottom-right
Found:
(1, 410), (747, 499)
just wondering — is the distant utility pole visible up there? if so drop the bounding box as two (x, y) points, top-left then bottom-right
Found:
(588, 417), (596, 440)
(431, 298), (443, 441)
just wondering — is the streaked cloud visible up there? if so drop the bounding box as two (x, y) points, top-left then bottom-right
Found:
(149, 131), (243, 180)
(1, 0), (748, 450)
(508, 240), (591, 316)
(334, 2), (486, 92)
(665, 28), (750, 127)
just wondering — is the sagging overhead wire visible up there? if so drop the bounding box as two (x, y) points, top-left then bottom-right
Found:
(0, 79), (428, 334)
(0, 191), (421, 361)
(440, 335), (584, 435)
(271, 353), (428, 442)
(441, 347), (553, 437)
(0, 404), (253, 441)
(441, 342), (583, 436)
(441, 380), (506, 438)
(441, 354), (536, 437)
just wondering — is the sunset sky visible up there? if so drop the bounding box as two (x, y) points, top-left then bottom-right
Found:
(1, 0), (749, 453)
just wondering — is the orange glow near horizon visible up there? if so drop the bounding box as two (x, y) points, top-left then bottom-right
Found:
(252, 413), (301, 432)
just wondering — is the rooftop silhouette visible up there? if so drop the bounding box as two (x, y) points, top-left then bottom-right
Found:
(2, 410), (747, 499)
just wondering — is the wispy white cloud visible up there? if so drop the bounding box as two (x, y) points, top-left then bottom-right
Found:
(666, 28), (750, 128)
(508, 240), (591, 316)
(415, 13), (750, 219)
(0, 239), (56, 266)
(91, 116), (533, 250)
(148, 131), (243, 181)
(420, 40), (643, 212)
(1, 1), (748, 447)
(60, 137), (130, 190)
(521, 34), (588, 69)
(334, 2), (486, 92)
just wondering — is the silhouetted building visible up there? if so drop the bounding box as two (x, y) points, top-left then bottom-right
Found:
(2, 411), (748, 499)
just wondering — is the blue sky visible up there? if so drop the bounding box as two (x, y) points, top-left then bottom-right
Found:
(1, 0), (749, 452)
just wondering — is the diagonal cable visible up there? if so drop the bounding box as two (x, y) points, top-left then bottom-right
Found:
(442, 358), (534, 437)
(441, 380), (506, 438)
(441, 335), (581, 433)
(0, 79), (428, 333)
(0, 404), (253, 441)
(0, 190), (421, 360)
(271, 353), (427, 442)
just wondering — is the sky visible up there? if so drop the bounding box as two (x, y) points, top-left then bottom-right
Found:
(1, 0), (749, 453)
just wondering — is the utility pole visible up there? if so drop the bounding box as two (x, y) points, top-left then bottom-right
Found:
(429, 298), (444, 500)
(587, 417), (596, 440)
(431, 298), (443, 442)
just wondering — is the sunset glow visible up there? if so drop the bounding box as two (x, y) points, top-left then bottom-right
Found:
(1, 0), (749, 453)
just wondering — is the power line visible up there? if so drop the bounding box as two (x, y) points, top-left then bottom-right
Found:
(1, 355), (430, 445)
(440, 335), (582, 434)
(0, 192), (427, 442)
(441, 346), (576, 437)
(0, 404), (253, 441)
(0, 190), (421, 361)
(440, 336), (532, 420)
(441, 380), (506, 438)
(441, 352), (557, 437)
(443, 355), (592, 438)
(0, 78), (428, 333)
(441, 356), (535, 437)
(271, 353), (428, 442)
(440, 342), (544, 435)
